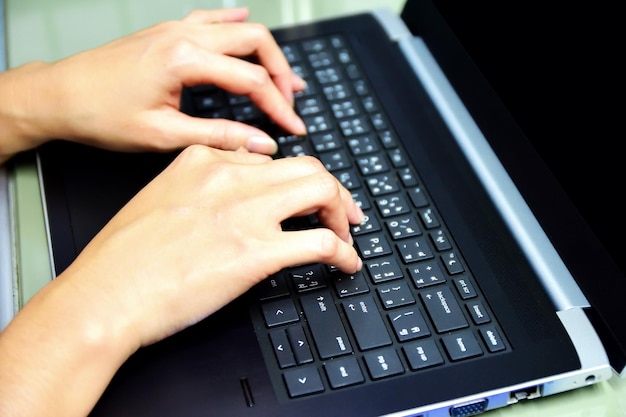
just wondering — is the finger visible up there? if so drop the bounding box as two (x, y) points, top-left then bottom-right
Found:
(175, 51), (306, 135)
(174, 144), (272, 167)
(185, 22), (299, 105)
(270, 228), (363, 274)
(182, 8), (250, 24)
(145, 111), (280, 154)
(258, 170), (352, 243)
(246, 156), (365, 224)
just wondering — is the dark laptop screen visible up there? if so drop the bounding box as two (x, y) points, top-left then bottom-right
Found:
(407, 1), (623, 277)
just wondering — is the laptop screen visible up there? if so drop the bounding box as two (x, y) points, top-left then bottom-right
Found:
(410, 1), (623, 277)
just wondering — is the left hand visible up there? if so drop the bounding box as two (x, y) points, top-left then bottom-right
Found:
(0, 8), (306, 162)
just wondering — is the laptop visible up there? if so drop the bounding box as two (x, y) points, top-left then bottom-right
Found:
(33, 0), (625, 416)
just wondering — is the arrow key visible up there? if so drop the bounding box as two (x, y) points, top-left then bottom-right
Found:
(287, 325), (314, 364)
(269, 329), (296, 369)
(261, 298), (299, 327)
(283, 366), (325, 398)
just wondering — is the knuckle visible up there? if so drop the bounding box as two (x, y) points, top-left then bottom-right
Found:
(245, 65), (272, 88)
(247, 22), (272, 40)
(314, 171), (341, 199)
(178, 144), (211, 163)
(314, 228), (341, 260)
(297, 155), (326, 174)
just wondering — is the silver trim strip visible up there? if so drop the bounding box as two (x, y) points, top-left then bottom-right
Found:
(0, 166), (16, 331)
(0, 0), (15, 331)
(0, 0), (6, 71)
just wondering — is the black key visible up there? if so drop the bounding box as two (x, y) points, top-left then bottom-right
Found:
(256, 273), (290, 300)
(269, 329), (296, 368)
(441, 252), (465, 275)
(331, 99), (360, 118)
(430, 229), (452, 251)
(408, 187), (429, 207)
(262, 298), (300, 327)
(339, 116), (371, 137)
(403, 339), (444, 370)
(366, 257), (404, 283)
(348, 134), (380, 156)
(420, 287), (468, 333)
(334, 169), (362, 190)
(388, 307), (431, 341)
(319, 150), (351, 172)
(296, 96), (325, 116)
(283, 366), (325, 397)
(351, 210), (381, 236)
(397, 237), (434, 263)
(310, 131), (341, 152)
(408, 260), (446, 288)
(300, 291), (353, 359)
(366, 174), (399, 196)
(303, 113), (333, 134)
(441, 330), (483, 361)
(334, 271), (370, 298)
(376, 194), (411, 218)
(480, 326), (507, 352)
(466, 301), (491, 324)
(324, 356), (365, 389)
(363, 348), (404, 380)
(418, 208), (440, 229)
(290, 264), (327, 293)
(386, 216), (422, 240)
(280, 140), (314, 158)
(355, 234), (393, 259)
(387, 148), (407, 167)
(454, 276), (478, 299)
(377, 281), (416, 309)
(287, 325), (314, 365)
(342, 295), (392, 350)
(356, 153), (390, 175)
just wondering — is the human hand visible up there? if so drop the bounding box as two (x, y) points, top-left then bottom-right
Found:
(60, 146), (363, 348)
(0, 147), (363, 417)
(0, 8), (305, 162)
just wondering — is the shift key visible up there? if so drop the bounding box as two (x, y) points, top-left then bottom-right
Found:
(420, 287), (468, 333)
(300, 291), (353, 359)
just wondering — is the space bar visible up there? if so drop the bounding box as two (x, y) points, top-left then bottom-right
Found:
(300, 291), (353, 359)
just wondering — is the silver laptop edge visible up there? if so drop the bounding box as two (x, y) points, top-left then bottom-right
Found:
(0, 0), (18, 332)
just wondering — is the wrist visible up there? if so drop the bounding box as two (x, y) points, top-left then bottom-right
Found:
(0, 62), (49, 158)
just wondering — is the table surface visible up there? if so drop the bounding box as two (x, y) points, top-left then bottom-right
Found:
(3, 1), (625, 415)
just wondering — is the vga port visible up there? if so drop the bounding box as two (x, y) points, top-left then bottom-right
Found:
(450, 399), (488, 417)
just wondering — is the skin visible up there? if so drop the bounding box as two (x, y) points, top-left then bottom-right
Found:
(0, 8), (306, 163)
(0, 8), (364, 417)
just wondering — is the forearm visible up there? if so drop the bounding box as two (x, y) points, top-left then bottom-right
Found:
(0, 270), (138, 417)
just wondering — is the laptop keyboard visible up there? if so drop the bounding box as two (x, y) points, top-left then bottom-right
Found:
(186, 34), (508, 399)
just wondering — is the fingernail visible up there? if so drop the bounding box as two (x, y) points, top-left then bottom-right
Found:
(247, 136), (278, 154)
(292, 116), (307, 136)
(356, 205), (365, 224)
(355, 257), (363, 272)
(292, 72), (307, 91)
